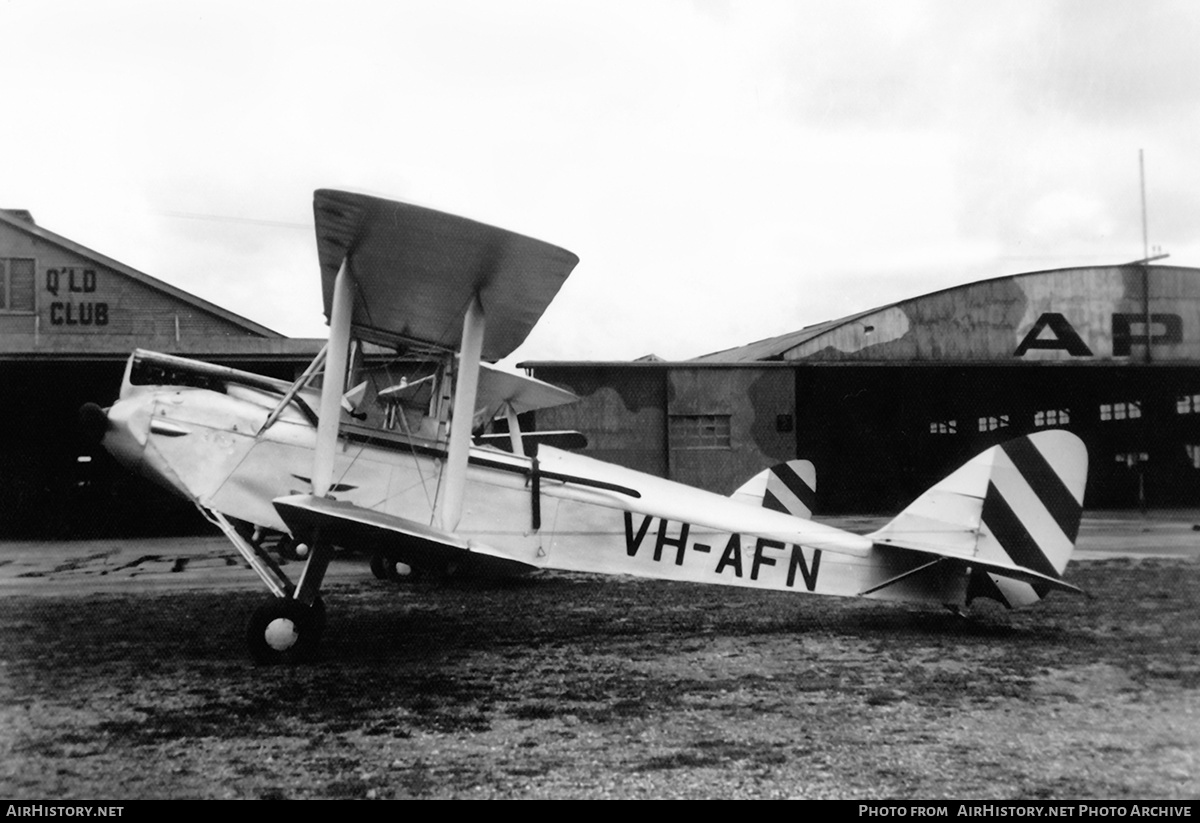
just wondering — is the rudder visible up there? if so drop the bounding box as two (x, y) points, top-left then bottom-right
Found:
(972, 431), (1087, 606)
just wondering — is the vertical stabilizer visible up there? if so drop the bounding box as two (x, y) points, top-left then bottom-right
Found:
(730, 460), (817, 518)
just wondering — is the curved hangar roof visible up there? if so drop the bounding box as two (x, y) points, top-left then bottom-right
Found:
(695, 264), (1200, 365)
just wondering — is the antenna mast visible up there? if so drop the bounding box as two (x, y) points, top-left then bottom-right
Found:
(1140, 149), (1150, 263)
(1129, 150), (1167, 267)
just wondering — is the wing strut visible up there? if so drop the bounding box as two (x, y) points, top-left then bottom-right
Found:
(312, 257), (354, 498)
(504, 401), (524, 455)
(199, 506), (292, 598)
(436, 294), (485, 531)
(260, 343), (327, 434)
(857, 557), (949, 597)
(280, 256), (354, 612)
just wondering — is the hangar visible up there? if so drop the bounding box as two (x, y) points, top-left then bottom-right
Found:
(0, 208), (322, 536)
(524, 264), (1200, 513)
(3, 202), (1196, 531)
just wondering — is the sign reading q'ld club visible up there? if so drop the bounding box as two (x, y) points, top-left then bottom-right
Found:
(44, 267), (109, 327)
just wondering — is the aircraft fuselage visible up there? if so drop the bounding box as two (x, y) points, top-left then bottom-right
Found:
(102, 379), (967, 607)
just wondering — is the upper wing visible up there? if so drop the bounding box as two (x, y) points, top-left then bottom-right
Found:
(314, 189), (579, 361)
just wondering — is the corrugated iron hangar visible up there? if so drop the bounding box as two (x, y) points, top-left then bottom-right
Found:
(0, 209), (322, 536)
(524, 264), (1200, 514)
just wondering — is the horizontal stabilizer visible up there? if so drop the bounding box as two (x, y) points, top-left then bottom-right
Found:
(273, 495), (535, 576)
(955, 555), (1083, 596)
(861, 546), (1083, 598)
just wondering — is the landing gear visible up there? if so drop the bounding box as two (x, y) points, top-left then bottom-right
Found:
(247, 596), (326, 664)
(944, 603), (970, 619)
(369, 553), (387, 579)
(203, 508), (335, 663)
(370, 553), (417, 582)
(227, 520), (309, 563)
(277, 537), (310, 562)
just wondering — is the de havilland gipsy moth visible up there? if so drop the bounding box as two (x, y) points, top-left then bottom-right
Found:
(80, 189), (1089, 662)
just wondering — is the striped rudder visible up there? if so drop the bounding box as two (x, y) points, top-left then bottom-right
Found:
(971, 431), (1087, 606)
(730, 460), (817, 518)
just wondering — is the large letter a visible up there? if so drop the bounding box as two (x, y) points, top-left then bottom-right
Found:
(1013, 313), (1093, 357)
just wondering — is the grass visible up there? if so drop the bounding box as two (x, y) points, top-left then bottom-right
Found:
(0, 559), (1197, 798)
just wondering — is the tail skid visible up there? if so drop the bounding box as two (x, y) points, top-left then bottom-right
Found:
(867, 431), (1088, 607)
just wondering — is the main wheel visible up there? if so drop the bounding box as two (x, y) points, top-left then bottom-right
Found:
(246, 596), (326, 664)
(371, 554), (418, 583)
(277, 537), (310, 562)
(387, 559), (417, 582)
(369, 553), (389, 580)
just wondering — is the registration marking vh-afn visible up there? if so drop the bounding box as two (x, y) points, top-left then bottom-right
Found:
(623, 513), (823, 591)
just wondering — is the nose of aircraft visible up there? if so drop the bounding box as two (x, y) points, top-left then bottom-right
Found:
(88, 395), (152, 471)
(78, 402), (110, 444)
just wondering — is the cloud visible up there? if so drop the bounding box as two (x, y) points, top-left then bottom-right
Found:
(2, 0), (1198, 360)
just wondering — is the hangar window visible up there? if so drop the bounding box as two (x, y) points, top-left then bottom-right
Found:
(978, 415), (1009, 432)
(1114, 452), (1149, 467)
(1176, 394), (1200, 414)
(929, 420), (957, 434)
(1034, 408), (1070, 427)
(1100, 401), (1141, 421)
(0, 258), (35, 312)
(670, 414), (731, 449)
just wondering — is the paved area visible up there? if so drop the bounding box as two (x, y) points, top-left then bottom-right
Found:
(0, 535), (373, 596)
(0, 510), (1196, 596)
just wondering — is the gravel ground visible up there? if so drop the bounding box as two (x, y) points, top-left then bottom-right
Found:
(0, 551), (1197, 799)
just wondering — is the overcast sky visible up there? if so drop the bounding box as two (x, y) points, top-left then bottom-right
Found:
(3, 0), (1198, 364)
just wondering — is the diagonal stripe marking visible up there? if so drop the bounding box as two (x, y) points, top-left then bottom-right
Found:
(989, 463), (1073, 570)
(981, 481), (1061, 580)
(771, 463), (817, 515)
(765, 476), (810, 517)
(1001, 437), (1082, 542)
(762, 489), (790, 514)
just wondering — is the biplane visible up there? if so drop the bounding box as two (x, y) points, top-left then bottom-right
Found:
(85, 189), (1089, 663)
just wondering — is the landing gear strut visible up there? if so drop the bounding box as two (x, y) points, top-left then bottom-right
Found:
(204, 507), (335, 663)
